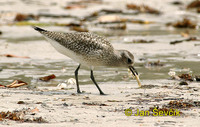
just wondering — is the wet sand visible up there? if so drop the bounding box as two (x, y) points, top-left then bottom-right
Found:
(0, 80), (199, 127)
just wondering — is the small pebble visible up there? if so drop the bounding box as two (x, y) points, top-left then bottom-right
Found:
(63, 103), (69, 107)
(17, 101), (25, 104)
(179, 81), (188, 85)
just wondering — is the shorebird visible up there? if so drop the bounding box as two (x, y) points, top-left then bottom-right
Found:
(33, 26), (141, 95)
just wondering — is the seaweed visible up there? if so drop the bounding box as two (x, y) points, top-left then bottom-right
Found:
(0, 109), (47, 123)
(70, 26), (89, 32)
(187, 0), (200, 9)
(126, 4), (161, 15)
(6, 80), (28, 88)
(170, 37), (198, 45)
(166, 100), (198, 109)
(14, 13), (39, 22)
(39, 74), (56, 82)
(172, 18), (197, 29)
(82, 102), (108, 106)
(178, 74), (194, 81)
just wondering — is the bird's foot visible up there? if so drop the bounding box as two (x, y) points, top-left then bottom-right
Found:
(77, 89), (82, 94)
(100, 92), (107, 95)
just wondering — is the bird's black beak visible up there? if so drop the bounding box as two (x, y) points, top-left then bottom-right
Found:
(129, 66), (138, 76)
(129, 66), (142, 87)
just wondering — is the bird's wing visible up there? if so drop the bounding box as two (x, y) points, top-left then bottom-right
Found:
(33, 26), (114, 56)
(59, 32), (114, 56)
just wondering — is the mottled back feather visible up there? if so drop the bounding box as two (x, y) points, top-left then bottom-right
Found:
(40, 31), (114, 56)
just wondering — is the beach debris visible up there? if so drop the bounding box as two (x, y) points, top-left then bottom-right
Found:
(83, 96), (90, 100)
(169, 72), (194, 81)
(97, 15), (153, 25)
(145, 60), (164, 67)
(98, 15), (125, 23)
(197, 8), (200, 13)
(62, 22), (82, 27)
(128, 39), (155, 43)
(139, 84), (158, 89)
(36, 102), (43, 104)
(134, 74), (142, 87)
(57, 78), (76, 89)
(38, 13), (76, 19)
(0, 111), (24, 121)
(0, 84), (5, 88)
(24, 117), (47, 123)
(130, 19), (154, 24)
(14, 13), (39, 22)
(169, 68), (191, 73)
(82, 102), (108, 106)
(168, 18), (197, 29)
(63, 103), (69, 107)
(106, 23), (126, 30)
(64, 5), (87, 10)
(39, 74), (56, 82)
(17, 101), (26, 104)
(15, 21), (49, 26)
(170, 37), (198, 44)
(2, 54), (30, 58)
(82, 9), (136, 22)
(6, 80), (28, 88)
(100, 9), (122, 14)
(168, 68), (199, 82)
(89, 9), (122, 18)
(82, 11), (99, 21)
(178, 74), (194, 81)
(30, 108), (39, 114)
(57, 83), (68, 89)
(166, 100), (200, 109)
(0, 31), (2, 35)
(83, 9), (154, 24)
(0, 108), (47, 123)
(70, 26), (88, 32)
(187, 0), (200, 9)
(107, 100), (123, 102)
(180, 31), (190, 38)
(0, 12), (39, 24)
(168, 71), (176, 77)
(195, 75), (200, 81)
(127, 69), (142, 87)
(64, 0), (102, 9)
(148, 100), (200, 116)
(139, 58), (147, 61)
(179, 81), (188, 85)
(126, 4), (161, 15)
(171, 1), (183, 5)
(15, 21), (82, 27)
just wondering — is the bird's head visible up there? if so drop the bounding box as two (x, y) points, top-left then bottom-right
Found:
(119, 50), (135, 66)
(117, 50), (141, 87)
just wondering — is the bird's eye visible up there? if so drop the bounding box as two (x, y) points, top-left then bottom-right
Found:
(127, 58), (132, 64)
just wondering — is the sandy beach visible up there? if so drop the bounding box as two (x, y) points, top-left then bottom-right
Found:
(0, 80), (199, 127)
(0, 0), (200, 126)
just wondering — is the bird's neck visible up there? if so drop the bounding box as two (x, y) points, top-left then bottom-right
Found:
(105, 50), (123, 67)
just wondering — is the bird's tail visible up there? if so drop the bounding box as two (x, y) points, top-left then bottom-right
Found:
(32, 26), (47, 33)
(32, 26), (64, 43)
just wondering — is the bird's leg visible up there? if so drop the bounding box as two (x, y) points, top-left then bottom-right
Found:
(75, 64), (81, 93)
(90, 70), (105, 95)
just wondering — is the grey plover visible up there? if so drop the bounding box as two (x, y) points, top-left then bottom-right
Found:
(33, 26), (141, 95)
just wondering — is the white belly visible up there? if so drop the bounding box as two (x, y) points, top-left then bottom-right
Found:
(45, 37), (85, 64)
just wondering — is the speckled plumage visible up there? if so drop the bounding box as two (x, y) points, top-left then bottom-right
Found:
(35, 28), (122, 67)
(33, 26), (141, 94)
